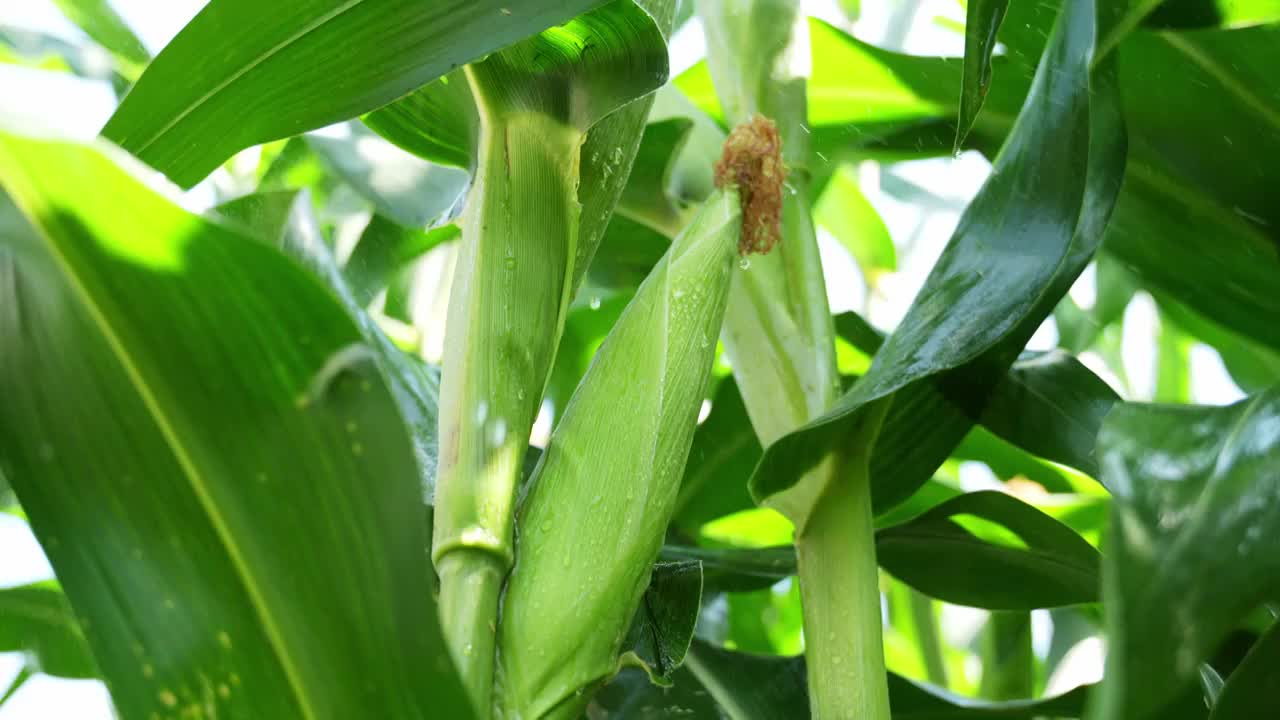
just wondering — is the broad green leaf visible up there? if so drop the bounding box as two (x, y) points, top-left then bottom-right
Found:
(1093, 389), (1280, 720)
(750, 0), (1125, 510)
(957, 0), (1011, 151)
(363, 69), (478, 169)
(50, 0), (149, 74)
(1103, 25), (1280, 352)
(100, 0), (625, 187)
(0, 583), (97, 679)
(683, 640), (1093, 719)
(0, 134), (471, 720)
(213, 190), (445, 491)
(1210, 619), (1280, 719)
(499, 188), (741, 718)
(305, 123), (469, 229)
(836, 309), (1117, 508)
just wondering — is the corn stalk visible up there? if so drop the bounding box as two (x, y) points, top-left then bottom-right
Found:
(431, 3), (671, 713)
(696, 1), (891, 718)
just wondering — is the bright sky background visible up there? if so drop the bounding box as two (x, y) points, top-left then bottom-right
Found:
(0, 0), (1247, 717)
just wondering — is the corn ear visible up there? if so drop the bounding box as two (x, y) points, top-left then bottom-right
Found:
(429, 4), (671, 711)
(497, 187), (741, 719)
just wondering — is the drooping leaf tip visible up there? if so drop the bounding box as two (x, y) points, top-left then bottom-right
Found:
(714, 115), (783, 256)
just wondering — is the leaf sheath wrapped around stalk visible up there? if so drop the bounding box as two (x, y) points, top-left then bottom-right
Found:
(497, 187), (742, 719)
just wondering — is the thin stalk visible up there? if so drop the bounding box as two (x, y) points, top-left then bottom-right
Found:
(979, 612), (1034, 700)
(908, 589), (949, 687)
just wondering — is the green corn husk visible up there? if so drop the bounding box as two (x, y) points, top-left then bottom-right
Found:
(497, 187), (742, 719)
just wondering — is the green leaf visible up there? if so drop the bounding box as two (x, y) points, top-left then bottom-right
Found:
(814, 164), (896, 283)
(683, 640), (1094, 719)
(343, 215), (460, 306)
(1144, 0), (1280, 29)
(666, 488), (1101, 610)
(1210, 619), (1280, 719)
(1102, 24), (1280, 353)
(1158, 294), (1280, 394)
(101, 0), (617, 187)
(0, 134), (471, 720)
(0, 583), (98, 679)
(1094, 389), (1280, 720)
(622, 561), (703, 684)
(213, 190), (445, 492)
(305, 123), (469, 229)
(673, 377), (762, 532)
(879, 491), (1101, 609)
(957, 0), (1011, 152)
(750, 0), (1125, 509)
(363, 69), (478, 169)
(49, 0), (150, 74)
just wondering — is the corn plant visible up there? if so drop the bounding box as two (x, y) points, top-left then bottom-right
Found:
(2, 1), (1280, 719)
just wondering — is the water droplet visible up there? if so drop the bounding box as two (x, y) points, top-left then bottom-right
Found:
(738, 257), (752, 270)
(463, 642), (474, 656)
(673, 288), (686, 299)
(504, 256), (516, 269)
(141, 663), (155, 679)
(351, 442), (365, 456)
(158, 690), (178, 708)
(217, 631), (232, 650)
(589, 296), (602, 310)
(517, 388), (527, 400)
(217, 684), (231, 699)
(345, 421), (358, 434)
(476, 402), (489, 424)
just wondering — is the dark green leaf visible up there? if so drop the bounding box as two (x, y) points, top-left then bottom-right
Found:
(101, 0), (615, 187)
(0, 134), (470, 719)
(0, 583), (97, 679)
(624, 561), (704, 683)
(1094, 389), (1280, 720)
(667, 490), (1100, 609)
(673, 378), (761, 532)
(957, 0), (1011, 151)
(879, 491), (1101, 609)
(1210, 619), (1280, 719)
(750, 0), (1125, 509)
(683, 640), (1093, 719)
(214, 189), (444, 494)
(1145, 0), (1280, 29)
(1158, 294), (1280, 394)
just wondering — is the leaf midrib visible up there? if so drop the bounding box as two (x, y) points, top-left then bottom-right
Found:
(130, 0), (366, 156)
(14, 178), (317, 720)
